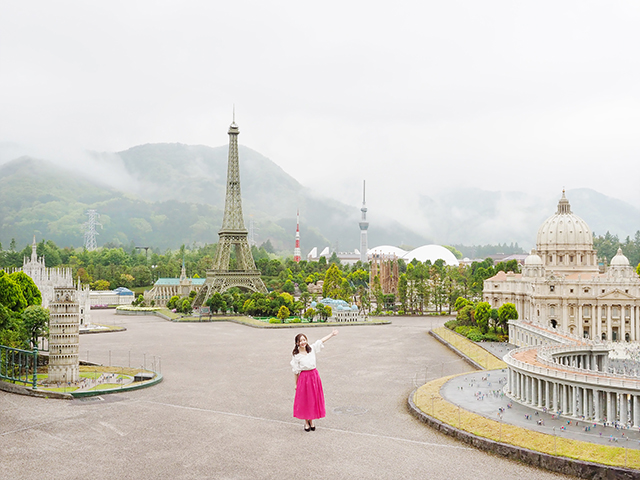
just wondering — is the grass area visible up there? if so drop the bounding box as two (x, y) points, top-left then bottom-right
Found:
(79, 365), (146, 376)
(169, 312), (390, 327)
(432, 326), (507, 370)
(414, 376), (640, 469)
(86, 323), (125, 332)
(39, 386), (79, 393)
(88, 383), (121, 390)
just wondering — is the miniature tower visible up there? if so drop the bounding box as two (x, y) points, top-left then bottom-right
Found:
(47, 286), (80, 383)
(193, 117), (267, 307)
(293, 209), (301, 263)
(359, 180), (369, 263)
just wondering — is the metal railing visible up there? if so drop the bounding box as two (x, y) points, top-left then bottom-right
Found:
(0, 345), (38, 389)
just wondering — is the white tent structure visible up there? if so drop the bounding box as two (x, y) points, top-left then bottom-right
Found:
(403, 245), (459, 266)
(368, 244), (460, 266)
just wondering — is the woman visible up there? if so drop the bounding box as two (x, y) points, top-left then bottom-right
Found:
(290, 329), (338, 431)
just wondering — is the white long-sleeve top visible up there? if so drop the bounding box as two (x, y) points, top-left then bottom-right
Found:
(290, 339), (324, 375)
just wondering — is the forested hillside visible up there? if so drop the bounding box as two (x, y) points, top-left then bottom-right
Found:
(0, 146), (428, 253)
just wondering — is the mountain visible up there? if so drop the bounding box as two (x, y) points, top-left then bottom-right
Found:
(417, 187), (640, 249)
(0, 146), (429, 252)
(1, 145), (637, 254)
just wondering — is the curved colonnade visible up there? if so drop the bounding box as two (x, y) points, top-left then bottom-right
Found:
(505, 330), (640, 426)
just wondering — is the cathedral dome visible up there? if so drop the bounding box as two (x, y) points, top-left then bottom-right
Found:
(610, 248), (630, 266)
(536, 191), (592, 250)
(524, 250), (543, 266)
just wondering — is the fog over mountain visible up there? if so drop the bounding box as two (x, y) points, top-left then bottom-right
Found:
(0, 145), (637, 255)
(2, 2), (640, 234)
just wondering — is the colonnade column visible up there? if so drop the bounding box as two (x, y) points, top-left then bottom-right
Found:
(594, 389), (601, 422)
(578, 305), (583, 339)
(553, 382), (559, 412)
(586, 389), (592, 420)
(606, 305), (612, 341)
(606, 392), (614, 423)
(634, 396), (640, 427)
(538, 379), (543, 408)
(530, 376), (535, 404)
(621, 395), (628, 425)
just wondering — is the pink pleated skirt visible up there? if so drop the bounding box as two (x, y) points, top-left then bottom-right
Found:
(293, 369), (326, 420)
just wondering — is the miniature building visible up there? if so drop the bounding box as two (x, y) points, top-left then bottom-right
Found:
(9, 236), (91, 325)
(370, 253), (399, 295)
(311, 297), (364, 322)
(484, 191), (640, 342)
(47, 286), (80, 383)
(144, 261), (205, 307)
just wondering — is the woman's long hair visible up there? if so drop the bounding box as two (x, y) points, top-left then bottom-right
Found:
(292, 333), (312, 355)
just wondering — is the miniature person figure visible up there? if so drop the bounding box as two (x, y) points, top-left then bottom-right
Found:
(290, 330), (338, 431)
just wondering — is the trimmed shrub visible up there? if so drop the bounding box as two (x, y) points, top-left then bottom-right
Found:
(269, 317), (281, 324)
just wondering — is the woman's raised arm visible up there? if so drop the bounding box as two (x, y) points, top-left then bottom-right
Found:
(320, 330), (338, 343)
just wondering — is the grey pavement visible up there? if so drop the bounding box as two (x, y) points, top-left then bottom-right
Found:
(441, 368), (640, 449)
(1, 311), (572, 479)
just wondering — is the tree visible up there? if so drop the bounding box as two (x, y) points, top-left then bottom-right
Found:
(206, 292), (226, 314)
(453, 297), (472, 312)
(282, 279), (295, 294)
(322, 264), (343, 299)
(179, 297), (192, 314)
(9, 271), (42, 306)
(498, 303), (518, 333)
(91, 279), (111, 290)
(167, 295), (180, 310)
(474, 302), (491, 334)
(277, 305), (290, 321)
(457, 305), (475, 326)
(316, 304), (332, 322)
(398, 274), (408, 312)
(21, 305), (49, 349)
(0, 271), (27, 312)
(304, 307), (316, 322)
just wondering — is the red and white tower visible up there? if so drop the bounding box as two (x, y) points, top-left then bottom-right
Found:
(293, 209), (301, 263)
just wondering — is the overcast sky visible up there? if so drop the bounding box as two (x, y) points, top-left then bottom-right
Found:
(2, 1), (639, 223)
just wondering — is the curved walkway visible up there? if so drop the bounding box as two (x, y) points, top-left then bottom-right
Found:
(0, 312), (573, 480)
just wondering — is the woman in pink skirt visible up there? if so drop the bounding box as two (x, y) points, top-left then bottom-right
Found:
(291, 330), (338, 432)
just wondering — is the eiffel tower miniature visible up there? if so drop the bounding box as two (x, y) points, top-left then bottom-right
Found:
(193, 118), (267, 308)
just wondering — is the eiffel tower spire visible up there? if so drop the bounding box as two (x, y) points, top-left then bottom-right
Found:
(193, 117), (267, 308)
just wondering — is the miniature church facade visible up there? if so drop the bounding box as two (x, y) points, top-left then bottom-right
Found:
(484, 192), (640, 343)
(9, 237), (91, 325)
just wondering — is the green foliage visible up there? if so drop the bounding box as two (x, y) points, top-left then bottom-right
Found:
(498, 302), (518, 331)
(9, 271), (42, 306)
(277, 305), (290, 320)
(453, 297), (472, 312)
(304, 307), (316, 322)
(474, 302), (491, 334)
(91, 279), (111, 290)
(0, 271), (27, 312)
(166, 295), (180, 310)
(206, 292), (226, 313)
(282, 279), (295, 294)
(268, 317), (281, 324)
(21, 305), (49, 348)
(322, 264), (344, 300)
(456, 305), (475, 326)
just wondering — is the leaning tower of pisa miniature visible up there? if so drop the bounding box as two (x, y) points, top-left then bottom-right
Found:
(47, 286), (80, 383)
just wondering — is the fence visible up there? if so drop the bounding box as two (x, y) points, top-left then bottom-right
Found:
(0, 345), (38, 389)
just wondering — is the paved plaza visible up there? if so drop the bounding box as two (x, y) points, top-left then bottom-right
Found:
(1, 312), (573, 479)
